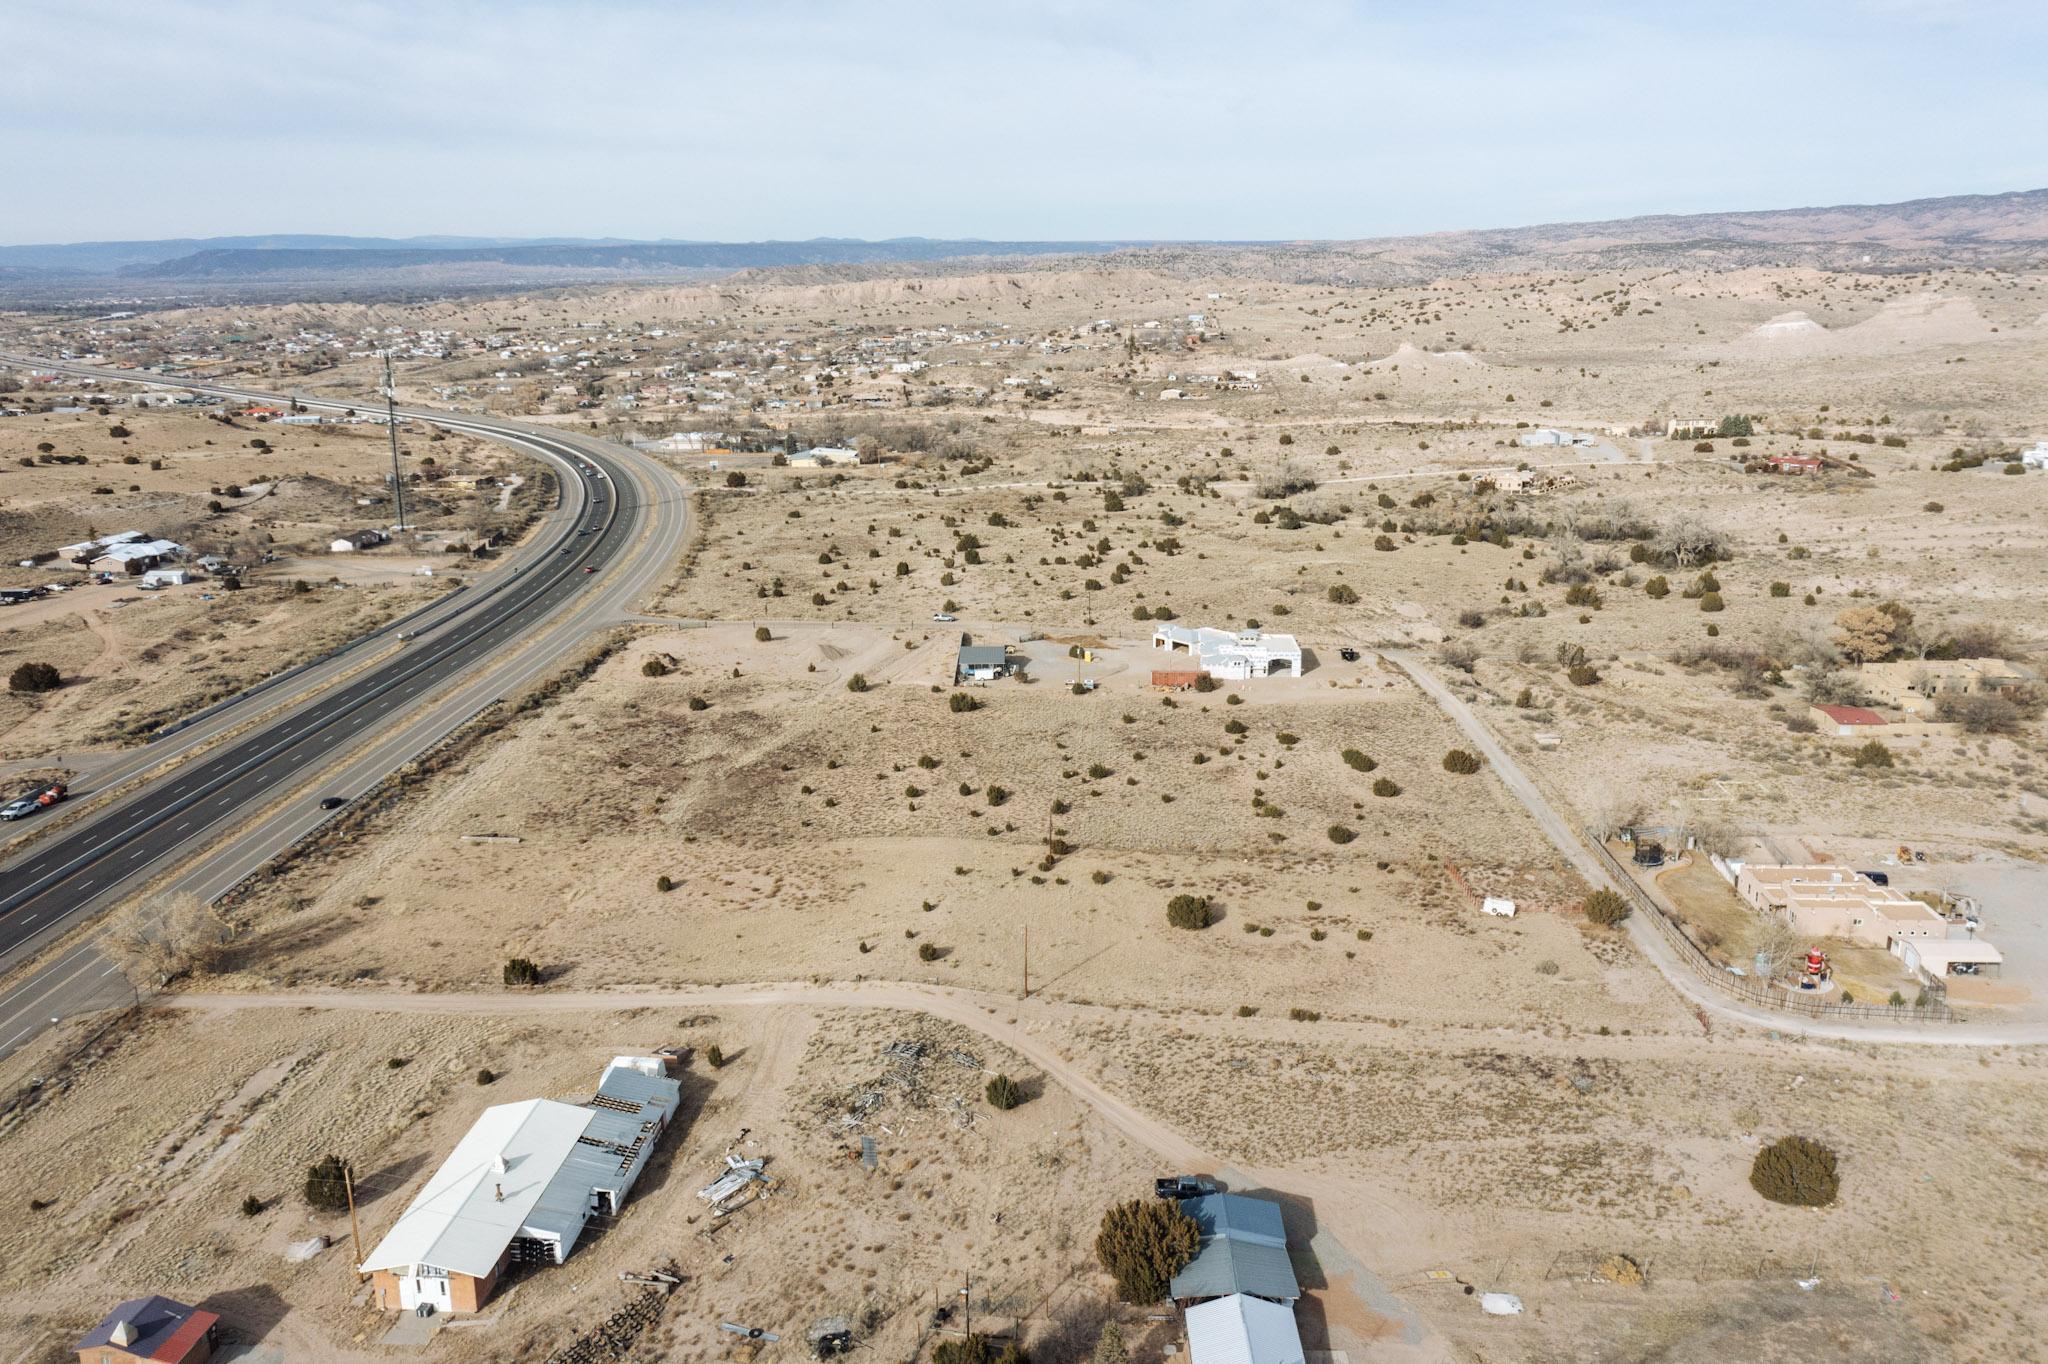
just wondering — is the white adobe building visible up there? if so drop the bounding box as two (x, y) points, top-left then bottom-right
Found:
(1153, 625), (1303, 680)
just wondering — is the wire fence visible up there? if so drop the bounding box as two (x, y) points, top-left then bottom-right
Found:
(1583, 835), (1954, 1024)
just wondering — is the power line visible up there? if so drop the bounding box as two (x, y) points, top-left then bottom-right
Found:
(384, 351), (408, 532)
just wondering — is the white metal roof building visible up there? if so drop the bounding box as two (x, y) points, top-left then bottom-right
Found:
(97, 538), (184, 565)
(1185, 1293), (1306, 1364)
(1896, 937), (2003, 980)
(360, 1059), (683, 1311)
(1153, 625), (1302, 680)
(359, 1099), (596, 1281)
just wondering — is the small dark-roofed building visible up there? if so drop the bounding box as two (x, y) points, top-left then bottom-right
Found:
(956, 643), (1011, 683)
(75, 1295), (219, 1364)
(1171, 1193), (1299, 1305)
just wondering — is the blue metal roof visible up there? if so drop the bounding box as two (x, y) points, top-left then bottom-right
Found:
(1171, 1237), (1300, 1303)
(1183, 1193), (1287, 1247)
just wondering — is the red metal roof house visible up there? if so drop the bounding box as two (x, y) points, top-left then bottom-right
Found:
(74, 1296), (219, 1364)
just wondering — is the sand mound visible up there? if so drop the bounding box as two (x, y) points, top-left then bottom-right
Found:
(1364, 342), (1482, 371)
(1751, 310), (1826, 339)
(1728, 293), (2010, 358)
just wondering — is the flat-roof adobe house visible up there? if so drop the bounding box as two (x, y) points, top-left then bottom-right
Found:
(1735, 865), (1948, 947)
(1153, 625), (1302, 680)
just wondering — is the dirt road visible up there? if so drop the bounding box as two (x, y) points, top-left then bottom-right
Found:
(1383, 648), (2048, 1047)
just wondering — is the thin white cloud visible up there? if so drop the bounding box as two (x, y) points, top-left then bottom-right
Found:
(1, 0), (2042, 241)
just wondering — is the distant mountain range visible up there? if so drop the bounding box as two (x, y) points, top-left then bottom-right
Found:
(2, 189), (2042, 297)
(0, 234), (1152, 280)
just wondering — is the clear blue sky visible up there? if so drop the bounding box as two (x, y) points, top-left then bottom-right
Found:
(6, 0), (2044, 244)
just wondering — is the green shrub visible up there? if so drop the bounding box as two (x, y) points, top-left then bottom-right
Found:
(1341, 748), (1376, 772)
(846, 673), (870, 693)
(1166, 894), (1213, 930)
(1699, 591), (1725, 612)
(985, 1074), (1022, 1110)
(949, 691), (982, 712)
(1095, 1199), (1200, 1303)
(687, 696), (709, 711)
(476, 1068), (496, 1085)
(1582, 889), (1630, 925)
(1442, 749), (1481, 774)
(303, 1155), (352, 1211)
(1769, 581), (1791, 597)
(918, 942), (943, 961)
(1327, 825), (1356, 844)
(1371, 777), (1400, 797)
(1327, 583), (1359, 605)
(1749, 1136), (1839, 1206)
(1567, 663), (1601, 686)
(754, 626), (772, 642)
(706, 1044), (727, 1068)
(8, 661), (61, 694)
(1851, 741), (1894, 769)
(656, 875), (675, 893)
(502, 957), (542, 987)
(240, 1194), (265, 1217)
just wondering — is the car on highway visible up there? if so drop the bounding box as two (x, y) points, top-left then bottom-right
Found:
(583, 565), (598, 573)
(932, 612), (957, 622)
(318, 796), (347, 810)
(0, 798), (38, 821)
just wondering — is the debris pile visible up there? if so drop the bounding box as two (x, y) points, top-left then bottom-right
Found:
(817, 1030), (991, 1135)
(541, 1283), (668, 1364)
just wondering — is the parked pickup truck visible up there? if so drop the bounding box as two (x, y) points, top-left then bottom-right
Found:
(1154, 1175), (1220, 1200)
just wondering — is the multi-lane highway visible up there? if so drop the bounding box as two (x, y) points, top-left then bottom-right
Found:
(0, 357), (689, 1057)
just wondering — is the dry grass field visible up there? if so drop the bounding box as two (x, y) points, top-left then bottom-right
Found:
(2, 256), (2046, 1360)
(0, 400), (548, 754)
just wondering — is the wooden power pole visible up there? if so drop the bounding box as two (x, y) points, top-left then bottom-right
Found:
(344, 1164), (364, 1277)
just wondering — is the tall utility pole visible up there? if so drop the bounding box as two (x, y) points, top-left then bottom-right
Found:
(383, 351), (408, 531)
(344, 1163), (364, 1277)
